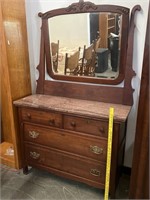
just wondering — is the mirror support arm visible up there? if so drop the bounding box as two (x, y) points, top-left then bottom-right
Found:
(36, 24), (45, 94)
(123, 5), (141, 105)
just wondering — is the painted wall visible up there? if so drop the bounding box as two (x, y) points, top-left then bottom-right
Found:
(25, 0), (149, 167)
(49, 14), (90, 49)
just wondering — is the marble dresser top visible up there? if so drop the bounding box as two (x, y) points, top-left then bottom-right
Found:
(14, 94), (131, 122)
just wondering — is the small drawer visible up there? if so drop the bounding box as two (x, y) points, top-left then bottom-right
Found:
(24, 124), (107, 162)
(20, 108), (62, 128)
(25, 144), (106, 185)
(64, 115), (108, 137)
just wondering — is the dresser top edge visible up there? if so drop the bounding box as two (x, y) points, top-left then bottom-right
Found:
(13, 94), (131, 122)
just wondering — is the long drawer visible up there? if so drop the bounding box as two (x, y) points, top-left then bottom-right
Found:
(20, 108), (62, 128)
(24, 143), (106, 185)
(64, 115), (108, 137)
(24, 123), (107, 162)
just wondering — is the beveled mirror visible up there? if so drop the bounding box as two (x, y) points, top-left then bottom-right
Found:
(39, 0), (130, 85)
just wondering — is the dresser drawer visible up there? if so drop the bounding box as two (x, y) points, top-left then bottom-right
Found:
(25, 144), (106, 185)
(24, 124), (107, 162)
(20, 108), (62, 128)
(64, 115), (108, 137)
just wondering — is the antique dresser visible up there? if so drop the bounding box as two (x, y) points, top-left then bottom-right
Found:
(14, 1), (140, 198)
(14, 95), (130, 197)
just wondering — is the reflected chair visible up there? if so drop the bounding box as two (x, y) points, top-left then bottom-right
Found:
(81, 44), (95, 76)
(93, 36), (101, 52)
(51, 40), (59, 73)
(64, 48), (81, 75)
(93, 36), (101, 71)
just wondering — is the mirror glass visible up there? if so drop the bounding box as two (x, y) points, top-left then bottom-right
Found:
(48, 12), (122, 80)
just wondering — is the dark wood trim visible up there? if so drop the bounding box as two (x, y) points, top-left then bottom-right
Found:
(39, 3), (129, 19)
(43, 80), (124, 104)
(123, 5), (141, 105)
(36, 23), (45, 94)
(129, 6), (149, 199)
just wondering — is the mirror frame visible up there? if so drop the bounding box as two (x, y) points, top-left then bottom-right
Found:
(39, 0), (130, 85)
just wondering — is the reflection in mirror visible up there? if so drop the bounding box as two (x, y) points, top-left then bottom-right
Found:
(48, 12), (122, 80)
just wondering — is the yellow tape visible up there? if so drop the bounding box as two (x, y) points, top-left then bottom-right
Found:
(104, 107), (114, 200)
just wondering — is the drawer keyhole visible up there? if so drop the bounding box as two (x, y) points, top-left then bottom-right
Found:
(49, 119), (55, 125)
(27, 113), (31, 119)
(70, 121), (76, 128)
(99, 127), (105, 134)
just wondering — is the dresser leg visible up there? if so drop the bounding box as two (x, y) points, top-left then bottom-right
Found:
(23, 166), (29, 175)
(110, 190), (116, 199)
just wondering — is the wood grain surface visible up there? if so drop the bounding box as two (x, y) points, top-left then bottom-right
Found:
(1, 0), (31, 168)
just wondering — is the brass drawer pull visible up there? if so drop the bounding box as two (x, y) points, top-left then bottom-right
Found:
(49, 119), (55, 125)
(90, 145), (103, 154)
(30, 151), (40, 159)
(29, 131), (39, 139)
(90, 169), (101, 176)
(70, 121), (76, 127)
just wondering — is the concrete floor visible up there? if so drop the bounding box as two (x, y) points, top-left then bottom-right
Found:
(0, 164), (130, 200)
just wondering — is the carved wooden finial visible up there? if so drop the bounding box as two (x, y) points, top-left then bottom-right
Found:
(66, 0), (97, 12)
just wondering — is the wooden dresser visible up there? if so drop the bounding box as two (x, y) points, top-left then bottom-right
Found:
(13, 2), (140, 198)
(14, 94), (131, 197)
